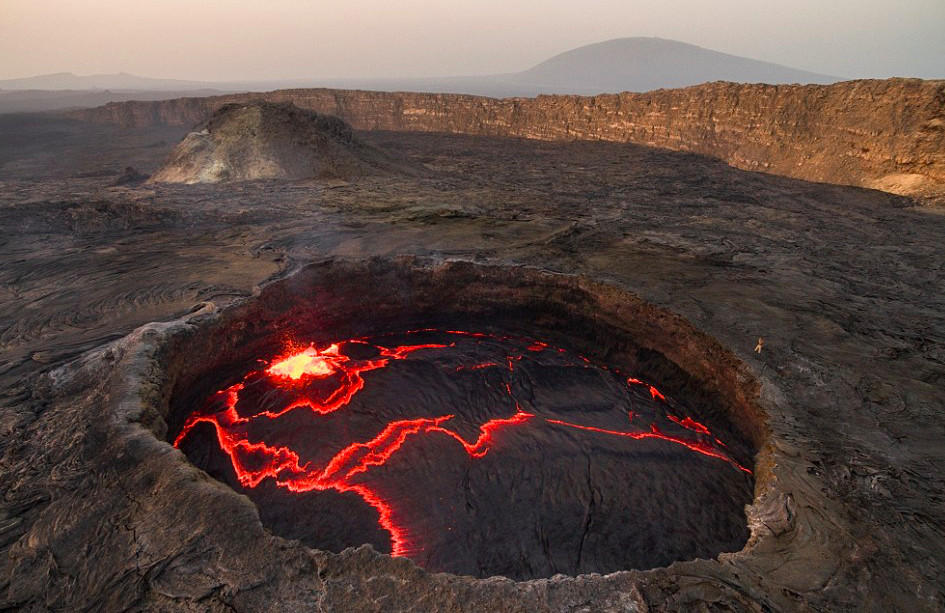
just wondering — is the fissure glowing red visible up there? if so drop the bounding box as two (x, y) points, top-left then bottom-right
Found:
(174, 330), (750, 558)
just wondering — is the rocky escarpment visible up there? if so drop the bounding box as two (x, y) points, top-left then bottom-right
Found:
(70, 79), (945, 203)
(149, 102), (395, 184)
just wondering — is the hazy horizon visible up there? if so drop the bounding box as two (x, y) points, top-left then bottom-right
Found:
(2, 0), (943, 82)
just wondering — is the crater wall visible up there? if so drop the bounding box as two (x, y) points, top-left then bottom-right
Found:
(68, 79), (945, 202)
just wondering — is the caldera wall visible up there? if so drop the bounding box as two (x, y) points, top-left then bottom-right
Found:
(68, 79), (945, 202)
(160, 259), (762, 579)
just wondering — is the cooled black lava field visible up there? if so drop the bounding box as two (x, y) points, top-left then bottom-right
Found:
(1, 115), (944, 611)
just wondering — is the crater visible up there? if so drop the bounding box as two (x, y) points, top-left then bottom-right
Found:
(159, 258), (764, 580)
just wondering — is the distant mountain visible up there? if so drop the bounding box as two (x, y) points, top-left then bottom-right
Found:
(509, 37), (839, 94)
(0, 38), (843, 114)
(309, 37), (841, 97)
(0, 89), (226, 114)
(0, 72), (222, 92)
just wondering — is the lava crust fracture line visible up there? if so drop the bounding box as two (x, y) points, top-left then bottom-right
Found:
(174, 330), (749, 557)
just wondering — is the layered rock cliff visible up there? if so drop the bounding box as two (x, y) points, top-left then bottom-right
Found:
(69, 79), (945, 203)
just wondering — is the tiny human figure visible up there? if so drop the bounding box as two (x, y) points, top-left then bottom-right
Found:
(754, 337), (764, 353)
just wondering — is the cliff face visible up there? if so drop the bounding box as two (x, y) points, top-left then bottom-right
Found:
(69, 79), (945, 202)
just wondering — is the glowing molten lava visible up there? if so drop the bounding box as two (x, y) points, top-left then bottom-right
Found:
(174, 329), (750, 559)
(267, 344), (339, 380)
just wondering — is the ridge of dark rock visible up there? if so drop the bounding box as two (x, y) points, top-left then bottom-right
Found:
(70, 79), (945, 203)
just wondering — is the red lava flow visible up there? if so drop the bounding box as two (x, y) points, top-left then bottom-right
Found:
(174, 329), (751, 558)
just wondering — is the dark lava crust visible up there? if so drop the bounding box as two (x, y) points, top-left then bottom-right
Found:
(166, 261), (757, 579)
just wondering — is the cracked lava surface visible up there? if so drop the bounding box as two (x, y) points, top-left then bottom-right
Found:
(173, 328), (753, 577)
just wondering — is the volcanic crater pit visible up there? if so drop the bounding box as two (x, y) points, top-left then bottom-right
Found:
(160, 259), (765, 580)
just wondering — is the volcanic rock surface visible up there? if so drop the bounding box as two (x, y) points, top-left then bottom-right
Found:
(149, 102), (394, 183)
(1, 118), (944, 611)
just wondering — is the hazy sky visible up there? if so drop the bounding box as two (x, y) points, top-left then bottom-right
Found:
(1, 0), (943, 81)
